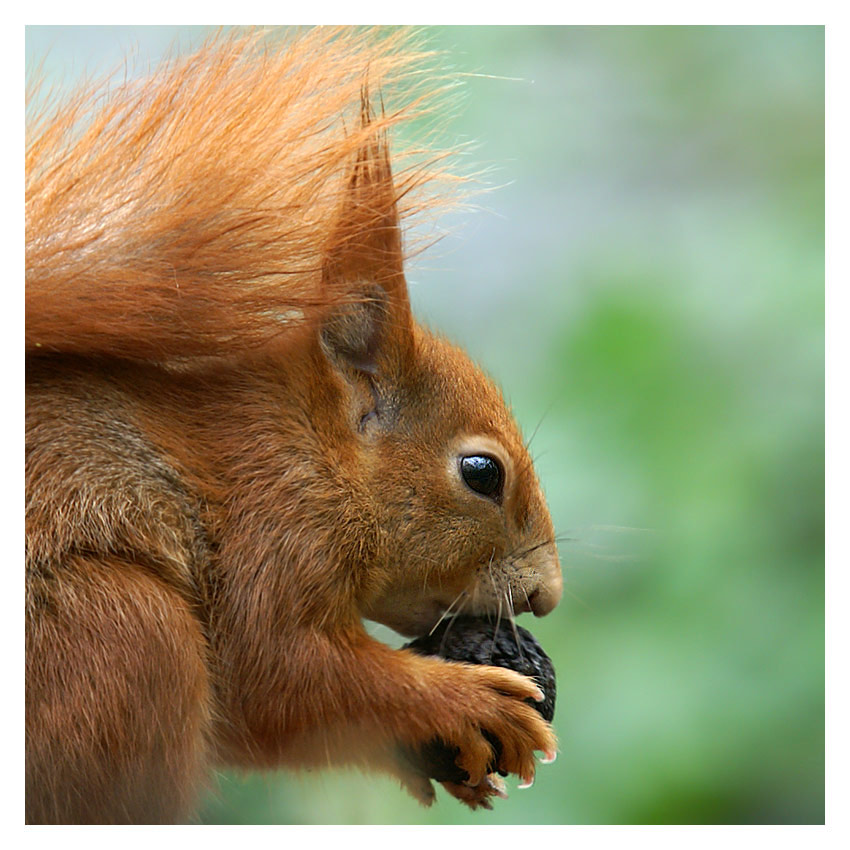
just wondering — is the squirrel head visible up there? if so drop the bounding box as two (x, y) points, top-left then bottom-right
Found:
(321, 304), (562, 636)
(358, 329), (563, 636)
(317, 104), (562, 636)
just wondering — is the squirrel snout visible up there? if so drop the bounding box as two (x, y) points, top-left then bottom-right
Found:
(529, 582), (561, 617)
(527, 549), (563, 617)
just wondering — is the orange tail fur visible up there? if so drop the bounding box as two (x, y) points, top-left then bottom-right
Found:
(26, 27), (458, 361)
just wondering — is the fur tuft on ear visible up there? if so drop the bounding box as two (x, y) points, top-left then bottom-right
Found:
(320, 86), (414, 374)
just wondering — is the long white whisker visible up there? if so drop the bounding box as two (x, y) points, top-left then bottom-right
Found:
(491, 594), (502, 665)
(505, 583), (524, 661)
(428, 588), (467, 636)
(485, 549), (501, 665)
(439, 594), (468, 655)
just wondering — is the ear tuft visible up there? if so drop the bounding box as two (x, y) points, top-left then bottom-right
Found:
(320, 83), (414, 375)
(323, 85), (404, 288)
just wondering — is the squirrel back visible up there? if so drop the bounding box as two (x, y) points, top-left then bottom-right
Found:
(26, 28), (563, 824)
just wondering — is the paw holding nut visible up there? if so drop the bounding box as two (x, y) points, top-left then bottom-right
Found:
(400, 617), (557, 809)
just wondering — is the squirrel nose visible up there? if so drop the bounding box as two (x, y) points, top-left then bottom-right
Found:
(528, 549), (563, 616)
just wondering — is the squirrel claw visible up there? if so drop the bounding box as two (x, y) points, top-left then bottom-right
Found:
(485, 774), (509, 799)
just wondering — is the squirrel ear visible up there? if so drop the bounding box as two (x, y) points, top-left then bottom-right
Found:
(320, 87), (413, 375)
(320, 284), (388, 375)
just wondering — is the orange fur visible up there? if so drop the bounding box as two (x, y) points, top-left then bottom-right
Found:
(26, 28), (453, 359)
(26, 28), (563, 824)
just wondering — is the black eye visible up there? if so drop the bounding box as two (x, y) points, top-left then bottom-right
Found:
(460, 455), (503, 501)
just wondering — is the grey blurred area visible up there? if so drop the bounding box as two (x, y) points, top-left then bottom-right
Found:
(26, 25), (824, 824)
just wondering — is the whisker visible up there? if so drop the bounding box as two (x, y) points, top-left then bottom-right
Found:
(438, 587), (471, 654)
(524, 399), (557, 454)
(563, 586), (590, 609)
(428, 587), (467, 636)
(485, 549), (500, 665)
(514, 451), (538, 481)
(490, 594), (502, 666)
(415, 551), (450, 569)
(579, 550), (641, 563)
(512, 536), (557, 561)
(530, 450), (549, 467)
(505, 584), (524, 661)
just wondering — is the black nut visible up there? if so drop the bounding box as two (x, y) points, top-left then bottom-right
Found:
(402, 616), (556, 783)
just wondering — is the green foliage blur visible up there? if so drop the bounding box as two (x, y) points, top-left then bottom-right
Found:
(26, 25), (824, 825)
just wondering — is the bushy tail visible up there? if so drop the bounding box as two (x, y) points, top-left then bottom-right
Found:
(26, 27), (459, 361)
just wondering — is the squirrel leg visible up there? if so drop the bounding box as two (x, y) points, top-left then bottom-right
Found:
(26, 555), (211, 824)
(236, 626), (555, 805)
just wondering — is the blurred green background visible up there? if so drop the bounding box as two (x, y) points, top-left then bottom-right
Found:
(26, 25), (824, 825)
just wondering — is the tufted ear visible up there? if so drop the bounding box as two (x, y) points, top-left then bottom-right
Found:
(320, 88), (414, 376)
(320, 282), (389, 375)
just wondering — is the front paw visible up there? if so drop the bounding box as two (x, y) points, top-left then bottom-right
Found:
(403, 662), (556, 792)
(402, 615), (558, 799)
(452, 664), (556, 787)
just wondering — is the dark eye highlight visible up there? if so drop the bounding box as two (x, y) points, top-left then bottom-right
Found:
(460, 455), (503, 501)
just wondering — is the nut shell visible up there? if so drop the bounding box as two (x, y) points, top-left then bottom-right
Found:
(402, 616), (556, 783)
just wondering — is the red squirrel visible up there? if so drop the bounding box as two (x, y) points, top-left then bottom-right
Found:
(25, 28), (563, 823)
